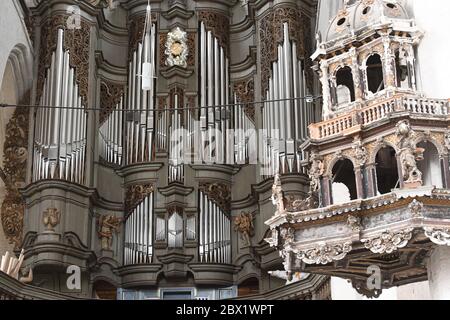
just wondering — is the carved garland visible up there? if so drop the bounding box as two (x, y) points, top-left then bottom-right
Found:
(128, 14), (157, 62)
(124, 184), (154, 215)
(199, 182), (231, 213)
(1, 97), (30, 248)
(37, 16), (91, 107)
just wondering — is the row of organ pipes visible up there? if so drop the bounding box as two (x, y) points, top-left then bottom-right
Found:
(199, 191), (231, 264)
(124, 192), (154, 265)
(33, 29), (87, 185)
(262, 23), (312, 177)
(99, 94), (124, 166)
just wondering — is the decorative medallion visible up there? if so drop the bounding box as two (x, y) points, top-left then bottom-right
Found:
(297, 242), (352, 265)
(165, 27), (189, 68)
(361, 228), (414, 254)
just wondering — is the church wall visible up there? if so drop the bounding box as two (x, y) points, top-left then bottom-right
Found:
(408, 0), (450, 99)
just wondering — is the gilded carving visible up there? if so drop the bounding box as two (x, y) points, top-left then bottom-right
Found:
(128, 14), (157, 62)
(199, 182), (231, 213)
(234, 211), (255, 246)
(97, 215), (122, 250)
(100, 81), (123, 125)
(1, 103), (29, 248)
(125, 184), (154, 215)
(233, 78), (255, 122)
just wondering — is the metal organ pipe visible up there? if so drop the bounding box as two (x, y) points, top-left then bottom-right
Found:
(124, 192), (154, 265)
(33, 29), (87, 185)
(261, 22), (308, 177)
(199, 191), (231, 264)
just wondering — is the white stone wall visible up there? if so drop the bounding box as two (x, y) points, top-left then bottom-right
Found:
(331, 277), (431, 300)
(407, 0), (450, 99)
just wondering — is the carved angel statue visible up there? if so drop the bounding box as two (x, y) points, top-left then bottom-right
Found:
(234, 212), (255, 246)
(97, 215), (122, 250)
(271, 174), (286, 214)
(309, 152), (324, 192)
(396, 120), (424, 184)
(43, 207), (61, 232)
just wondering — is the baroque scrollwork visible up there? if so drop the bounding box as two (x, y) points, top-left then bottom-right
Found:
(424, 227), (450, 246)
(100, 80), (123, 125)
(198, 11), (230, 54)
(361, 228), (414, 254)
(352, 279), (382, 299)
(297, 242), (352, 265)
(347, 215), (362, 232)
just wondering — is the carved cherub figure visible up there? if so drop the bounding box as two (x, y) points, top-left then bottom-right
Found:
(234, 212), (255, 246)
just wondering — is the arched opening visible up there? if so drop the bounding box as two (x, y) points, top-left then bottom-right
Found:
(331, 159), (357, 204)
(375, 147), (399, 195)
(93, 280), (117, 300)
(417, 141), (442, 188)
(366, 54), (384, 94)
(335, 67), (355, 105)
(238, 277), (259, 297)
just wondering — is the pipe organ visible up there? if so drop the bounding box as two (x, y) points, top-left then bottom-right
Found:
(125, 24), (156, 165)
(33, 29), (87, 185)
(233, 94), (256, 165)
(262, 23), (310, 177)
(124, 192), (154, 265)
(199, 22), (230, 164)
(99, 95), (124, 167)
(199, 191), (231, 264)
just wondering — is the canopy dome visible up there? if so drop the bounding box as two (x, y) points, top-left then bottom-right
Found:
(325, 0), (409, 42)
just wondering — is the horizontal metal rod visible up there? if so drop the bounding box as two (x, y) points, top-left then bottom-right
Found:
(0, 95), (323, 112)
